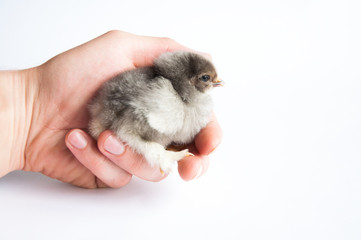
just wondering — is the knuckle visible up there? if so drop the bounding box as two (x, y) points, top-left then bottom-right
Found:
(105, 30), (128, 40)
(160, 36), (173, 42)
(159, 36), (177, 47)
(106, 29), (121, 36)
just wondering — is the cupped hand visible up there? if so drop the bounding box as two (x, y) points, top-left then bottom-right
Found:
(24, 30), (222, 188)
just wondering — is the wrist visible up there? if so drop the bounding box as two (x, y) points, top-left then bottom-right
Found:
(0, 68), (39, 177)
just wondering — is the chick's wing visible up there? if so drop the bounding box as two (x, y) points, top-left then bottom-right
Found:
(140, 77), (185, 136)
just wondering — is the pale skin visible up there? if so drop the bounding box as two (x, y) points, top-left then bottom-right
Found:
(0, 30), (222, 188)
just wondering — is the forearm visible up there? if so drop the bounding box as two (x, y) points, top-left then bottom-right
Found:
(0, 69), (38, 177)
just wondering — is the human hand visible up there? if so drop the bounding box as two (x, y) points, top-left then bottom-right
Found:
(6, 30), (222, 188)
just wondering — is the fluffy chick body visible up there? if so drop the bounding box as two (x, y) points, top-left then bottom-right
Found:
(89, 51), (218, 173)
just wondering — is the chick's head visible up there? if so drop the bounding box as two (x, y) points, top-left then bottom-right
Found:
(154, 51), (223, 96)
(188, 54), (223, 93)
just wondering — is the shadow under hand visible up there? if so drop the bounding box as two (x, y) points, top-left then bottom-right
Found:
(0, 171), (175, 206)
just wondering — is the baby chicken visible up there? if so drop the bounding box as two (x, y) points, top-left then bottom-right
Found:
(88, 51), (223, 173)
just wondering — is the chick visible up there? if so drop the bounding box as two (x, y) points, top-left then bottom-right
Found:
(88, 51), (223, 173)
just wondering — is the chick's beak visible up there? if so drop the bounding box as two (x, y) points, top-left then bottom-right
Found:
(212, 78), (225, 87)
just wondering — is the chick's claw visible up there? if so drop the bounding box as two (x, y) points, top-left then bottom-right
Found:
(186, 152), (195, 157)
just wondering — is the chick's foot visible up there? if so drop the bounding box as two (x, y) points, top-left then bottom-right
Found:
(158, 149), (190, 174)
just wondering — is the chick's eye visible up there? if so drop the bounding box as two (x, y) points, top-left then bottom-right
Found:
(199, 75), (210, 82)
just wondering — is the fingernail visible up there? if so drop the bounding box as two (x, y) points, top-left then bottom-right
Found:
(68, 131), (87, 150)
(193, 165), (203, 180)
(104, 135), (125, 155)
(209, 146), (217, 154)
(210, 140), (221, 154)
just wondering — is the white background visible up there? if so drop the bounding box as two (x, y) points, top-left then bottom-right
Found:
(1, 0), (361, 239)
